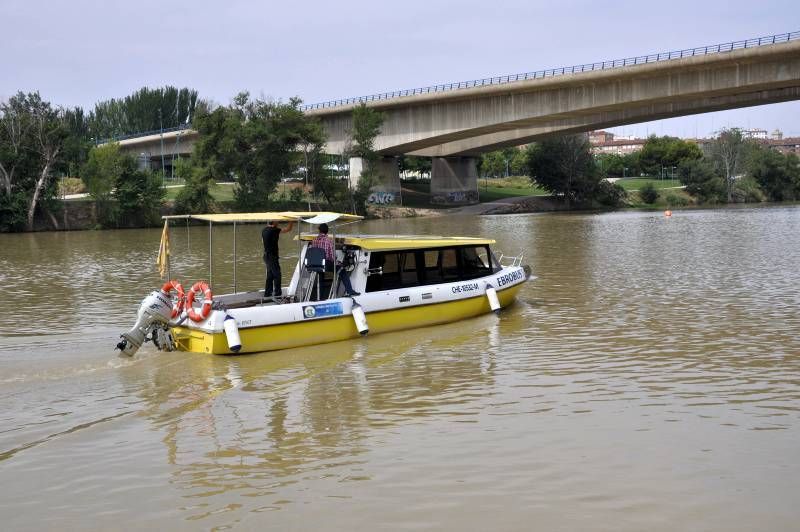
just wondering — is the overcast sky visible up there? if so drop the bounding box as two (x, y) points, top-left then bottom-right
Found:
(2, 0), (798, 138)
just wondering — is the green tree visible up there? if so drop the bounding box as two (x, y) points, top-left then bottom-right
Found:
(480, 151), (506, 177)
(398, 155), (431, 179)
(678, 158), (725, 203)
(349, 103), (384, 160)
(89, 86), (200, 139)
(82, 143), (128, 223)
(710, 128), (746, 203)
(525, 134), (600, 207)
(173, 157), (215, 214)
(510, 148), (528, 176)
(746, 145), (800, 201)
(622, 151), (641, 177)
(638, 135), (703, 176)
(115, 166), (164, 226)
(297, 117), (329, 208)
(596, 153), (626, 177)
(192, 92), (321, 211)
(480, 148), (525, 177)
(0, 92), (68, 231)
(0, 95), (40, 230)
(60, 107), (92, 177)
(82, 142), (163, 226)
(348, 103), (385, 212)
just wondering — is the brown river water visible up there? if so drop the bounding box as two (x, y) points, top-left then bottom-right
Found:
(1, 206), (799, 531)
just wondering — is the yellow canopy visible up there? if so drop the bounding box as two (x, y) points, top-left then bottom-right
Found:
(298, 233), (495, 251)
(163, 211), (363, 224)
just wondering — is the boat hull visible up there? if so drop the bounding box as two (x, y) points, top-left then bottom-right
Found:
(172, 282), (524, 355)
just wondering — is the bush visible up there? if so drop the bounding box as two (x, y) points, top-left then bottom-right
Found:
(174, 159), (215, 214)
(59, 177), (85, 195)
(0, 191), (29, 232)
(639, 182), (659, 204)
(678, 159), (726, 203)
(289, 186), (305, 203)
(594, 180), (627, 207)
(732, 176), (766, 203)
(663, 192), (689, 207)
(115, 169), (165, 226)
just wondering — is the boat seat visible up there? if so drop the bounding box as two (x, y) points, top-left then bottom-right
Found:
(303, 247), (327, 301)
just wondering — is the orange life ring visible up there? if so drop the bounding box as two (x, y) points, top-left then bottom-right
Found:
(186, 281), (213, 322)
(160, 280), (185, 319)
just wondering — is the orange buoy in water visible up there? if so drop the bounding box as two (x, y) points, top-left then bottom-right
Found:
(664, 210), (672, 217)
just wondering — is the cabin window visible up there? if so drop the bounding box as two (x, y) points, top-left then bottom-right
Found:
(440, 248), (460, 281)
(460, 246), (494, 279)
(366, 251), (422, 292)
(366, 245), (498, 292)
(400, 252), (419, 285)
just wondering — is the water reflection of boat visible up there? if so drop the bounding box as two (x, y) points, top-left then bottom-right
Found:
(117, 211), (533, 356)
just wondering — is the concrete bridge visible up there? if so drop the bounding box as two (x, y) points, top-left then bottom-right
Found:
(308, 33), (800, 204)
(114, 31), (800, 205)
(104, 127), (196, 176)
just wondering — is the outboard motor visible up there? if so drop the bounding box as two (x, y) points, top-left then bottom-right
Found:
(116, 290), (175, 356)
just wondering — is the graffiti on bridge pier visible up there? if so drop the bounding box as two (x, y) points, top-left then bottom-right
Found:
(431, 190), (479, 205)
(367, 191), (397, 204)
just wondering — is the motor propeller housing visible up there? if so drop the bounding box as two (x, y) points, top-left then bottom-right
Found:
(116, 290), (174, 356)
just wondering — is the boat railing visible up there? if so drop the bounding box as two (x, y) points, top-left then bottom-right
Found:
(496, 252), (524, 268)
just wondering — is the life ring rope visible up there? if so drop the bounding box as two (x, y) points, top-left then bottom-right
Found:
(186, 281), (213, 322)
(160, 280), (185, 319)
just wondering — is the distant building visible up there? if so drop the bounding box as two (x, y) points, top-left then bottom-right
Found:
(588, 128), (798, 157)
(765, 137), (800, 155)
(591, 137), (647, 155)
(742, 128), (768, 140)
(589, 130), (616, 144)
(686, 137), (715, 156)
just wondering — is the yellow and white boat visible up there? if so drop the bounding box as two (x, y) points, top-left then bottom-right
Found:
(117, 211), (533, 356)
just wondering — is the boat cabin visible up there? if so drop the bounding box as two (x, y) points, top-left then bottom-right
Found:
(288, 235), (503, 302)
(161, 212), (507, 312)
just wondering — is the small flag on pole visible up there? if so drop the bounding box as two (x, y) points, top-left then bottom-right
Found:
(156, 220), (170, 279)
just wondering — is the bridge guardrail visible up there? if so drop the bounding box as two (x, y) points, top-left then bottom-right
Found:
(300, 30), (800, 111)
(97, 125), (192, 145)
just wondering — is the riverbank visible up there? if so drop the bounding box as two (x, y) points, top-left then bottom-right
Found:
(5, 178), (755, 232)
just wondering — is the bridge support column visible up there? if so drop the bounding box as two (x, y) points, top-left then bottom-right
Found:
(431, 157), (479, 205)
(349, 156), (402, 205)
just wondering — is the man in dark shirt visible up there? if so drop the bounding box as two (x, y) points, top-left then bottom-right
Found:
(262, 219), (294, 298)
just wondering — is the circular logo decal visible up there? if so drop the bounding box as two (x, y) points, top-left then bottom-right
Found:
(304, 306), (316, 318)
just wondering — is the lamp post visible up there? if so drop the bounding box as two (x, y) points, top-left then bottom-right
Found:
(158, 109), (166, 184)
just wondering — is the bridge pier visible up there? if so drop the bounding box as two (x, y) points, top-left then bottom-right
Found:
(349, 156), (402, 205)
(431, 157), (479, 205)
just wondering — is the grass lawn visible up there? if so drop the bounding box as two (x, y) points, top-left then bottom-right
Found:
(163, 182), (236, 202)
(402, 178), (547, 207)
(478, 185), (548, 202)
(614, 177), (683, 191)
(477, 177), (549, 201)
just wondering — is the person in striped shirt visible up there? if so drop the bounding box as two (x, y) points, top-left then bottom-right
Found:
(310, 223), (359, 296)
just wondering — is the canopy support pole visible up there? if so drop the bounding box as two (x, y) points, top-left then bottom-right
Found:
(166, 220), (171, 281)
(208, 221), (212, 285)
(233, 222), (237, 293)
(331, 222), (337, 298)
